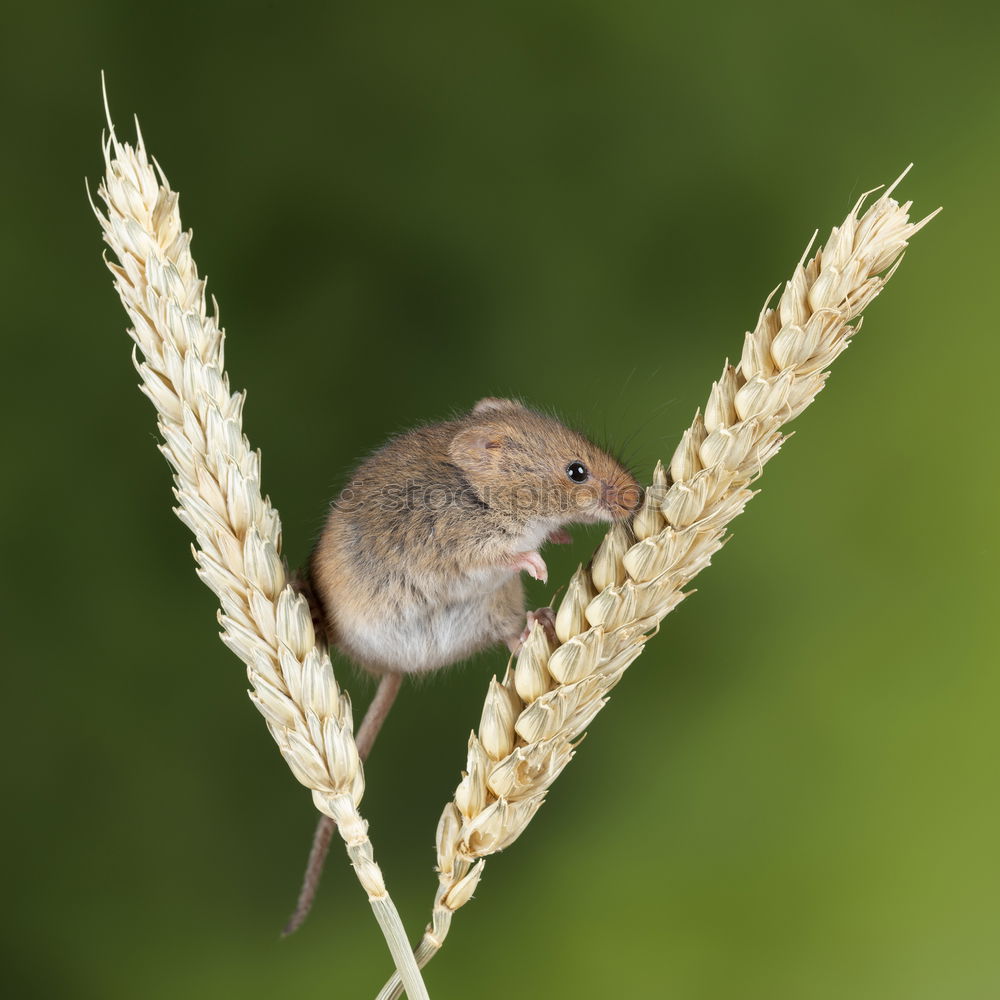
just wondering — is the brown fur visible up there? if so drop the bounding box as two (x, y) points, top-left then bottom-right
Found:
(286, 399), (640, 934)
(309, 398), (640, 675)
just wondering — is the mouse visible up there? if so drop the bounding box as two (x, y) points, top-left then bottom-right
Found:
(284, 396), (641, 934)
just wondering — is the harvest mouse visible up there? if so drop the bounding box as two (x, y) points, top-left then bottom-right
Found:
(284, 397), (641, 934)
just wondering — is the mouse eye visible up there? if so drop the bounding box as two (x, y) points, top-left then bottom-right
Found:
(566, 461), (589, 484)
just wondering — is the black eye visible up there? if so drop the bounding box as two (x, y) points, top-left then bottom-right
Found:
(566, 461), (589, 483)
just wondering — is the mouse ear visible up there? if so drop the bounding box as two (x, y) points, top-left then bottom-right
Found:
(449, 423), (507, 473)
(471, 396), (524, 415)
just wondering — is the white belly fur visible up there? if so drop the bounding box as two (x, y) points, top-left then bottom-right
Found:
(335, 524), (548, 675)
(342, 589), (505, 674)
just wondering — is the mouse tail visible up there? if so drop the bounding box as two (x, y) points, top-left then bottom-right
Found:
(281, 672), (405, 936)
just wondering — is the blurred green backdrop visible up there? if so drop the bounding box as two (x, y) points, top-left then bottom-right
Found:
(2, 1), (996, 997)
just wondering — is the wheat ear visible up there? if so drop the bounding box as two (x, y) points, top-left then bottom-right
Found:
(376, 170), (938, 999)
(91, 93), (429, 1000)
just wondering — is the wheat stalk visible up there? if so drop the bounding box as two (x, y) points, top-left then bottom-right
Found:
(376, 171), (937, 999)
(90, 90), (429, 1000)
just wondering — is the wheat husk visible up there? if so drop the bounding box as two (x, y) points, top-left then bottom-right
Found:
(91, 90), (428, 1000)
(376, 170), (937, 1000)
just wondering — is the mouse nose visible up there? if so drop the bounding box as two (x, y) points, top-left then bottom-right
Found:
(601, 480), (642, 518)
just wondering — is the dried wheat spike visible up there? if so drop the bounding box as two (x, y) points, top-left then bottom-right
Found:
(376, 170), (938, 1000)
(91, 89), (428, 1000)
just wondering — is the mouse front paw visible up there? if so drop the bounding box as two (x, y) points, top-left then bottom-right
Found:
(508, 550), (548, 584)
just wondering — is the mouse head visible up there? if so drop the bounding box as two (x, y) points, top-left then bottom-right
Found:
(449, 398), (642, 527)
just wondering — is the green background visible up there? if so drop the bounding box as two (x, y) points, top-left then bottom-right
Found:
(3, 2), (996, 997)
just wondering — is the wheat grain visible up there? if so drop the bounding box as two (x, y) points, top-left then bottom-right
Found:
(91, 88), (428, 1000)
(376, 170), (937, 1000)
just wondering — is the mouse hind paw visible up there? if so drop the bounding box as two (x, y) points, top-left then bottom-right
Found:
(507, 606), (557, 653)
